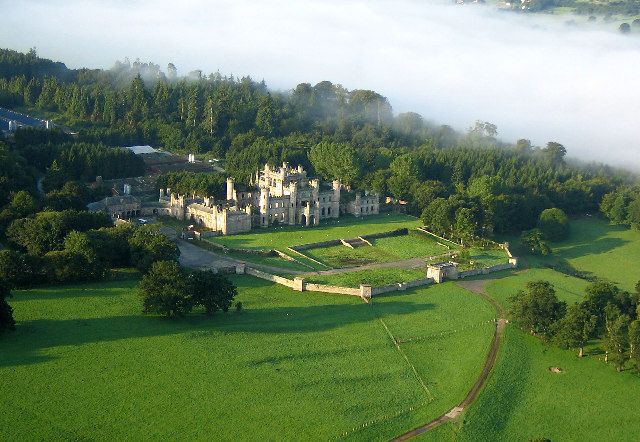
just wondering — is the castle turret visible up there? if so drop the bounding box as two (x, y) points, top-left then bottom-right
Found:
(331, 180), (341, 218)
(226, 177), (235, 201)
(288, 181), (298, 225)
(259, 187), (270, 227)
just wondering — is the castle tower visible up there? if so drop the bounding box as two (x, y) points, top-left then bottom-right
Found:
(310, 179), (320, 225)
(332, 180), (341, 218)
(304, 201), (311, 226)
(259, 187), (270, 227)
(226, 177), (235, 201)
(288, 181), (298, 225)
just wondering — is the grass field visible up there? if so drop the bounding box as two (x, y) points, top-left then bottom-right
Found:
(207, 214), (422, 251)
(426, 244), (640, 441)
(304, 243), (395, 267)
(303, 230), (458, 268)
(373, 230), (455, 259)
(1, 275), (495, 440)
(304, 268), (428, 288)
(551, 217), (640, 292)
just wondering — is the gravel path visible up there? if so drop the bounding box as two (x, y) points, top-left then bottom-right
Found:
(391, 278), (506, 441)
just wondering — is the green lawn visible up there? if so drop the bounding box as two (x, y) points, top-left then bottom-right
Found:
(304, 244), (396, 268)
(467, 247), (508, 267)
(1, 275), (495, 440)
(551, 217), (640, 292)
(426, 265), (640, 441)
(373, 230), (455, 259)
(304, 268), (428, 288)
(207, 213), (421, 251)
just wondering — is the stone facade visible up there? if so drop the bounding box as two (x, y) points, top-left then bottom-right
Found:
(159, 189), (252, 235)
(228, 162), (379, 228)
(86, 196), (170, 220)
(426, 262), (459, 283)
(87, 163), (380, 235)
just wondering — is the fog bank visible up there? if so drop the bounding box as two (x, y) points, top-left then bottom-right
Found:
(2, 0), (640, 168)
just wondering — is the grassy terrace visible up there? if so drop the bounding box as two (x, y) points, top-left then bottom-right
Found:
(304, 268), (428, 288)
(1, 275), (495, 440)
(207, 213), (422, 251)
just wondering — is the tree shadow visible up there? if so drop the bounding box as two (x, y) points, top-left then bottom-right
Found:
(554, 237), (629, 261)
(0, 299), (434, 368)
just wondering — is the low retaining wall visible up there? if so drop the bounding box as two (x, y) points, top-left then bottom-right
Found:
(290, 228), (409, 252)
(290, 239), (342, 251)
(243, 266), (434, 300)
(369, 278), (434, 296)
(416, 227), (456, 249)
(244, 267), (304, 290)
(360, 228), (408, 241)
(205, 240), (279, 257)
(286, 247), (329, 268)
(457, 262), (516, 279)
(305, 283), (361, 297)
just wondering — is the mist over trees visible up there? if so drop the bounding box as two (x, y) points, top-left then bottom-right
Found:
(1, 47), (635, 246)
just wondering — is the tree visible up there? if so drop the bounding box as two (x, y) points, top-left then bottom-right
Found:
(509, 281), (566, 340)
(6, 210), (112, 255)
(553, 303), (597, 357)
(44, 249), (106, 283)
(520, 228), (552, 256)
(0, 282), (15, 333)
(538, 208), (570, 241)
(629, 320), (640, 373)
(309, 142), (359, 186)
(129, 225), (180, 272)
(138, 261), (191, 318)
(604, 310), (630, 371)
(583, 281), (630, 331)
(619, 22), (631, 34)
(542, 142), (567, 164)
(0, 249), (46, 288)
(186, 270), (237, 315)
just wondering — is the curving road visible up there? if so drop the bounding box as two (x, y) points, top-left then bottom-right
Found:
(391, 279), (506, 441)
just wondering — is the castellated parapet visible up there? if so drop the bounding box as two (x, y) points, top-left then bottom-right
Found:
(88, 163), (379, 235)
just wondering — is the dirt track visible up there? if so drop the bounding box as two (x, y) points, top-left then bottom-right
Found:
(391, 279), (506, 441)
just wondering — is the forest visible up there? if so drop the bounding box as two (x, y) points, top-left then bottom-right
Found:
(0, 47), (638, 248)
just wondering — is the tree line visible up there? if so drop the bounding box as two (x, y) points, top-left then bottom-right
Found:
(510, 279), (640, 372)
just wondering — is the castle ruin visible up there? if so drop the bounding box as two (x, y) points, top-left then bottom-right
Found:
(87, 163), (380, 236)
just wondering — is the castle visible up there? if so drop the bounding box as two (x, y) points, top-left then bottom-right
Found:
(88, 163), (379, 236)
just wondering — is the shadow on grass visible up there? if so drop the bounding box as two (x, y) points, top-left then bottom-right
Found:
(0, 298), (434, 368)
(554, 237), (629, 261)
(12, 276), (139, 301)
